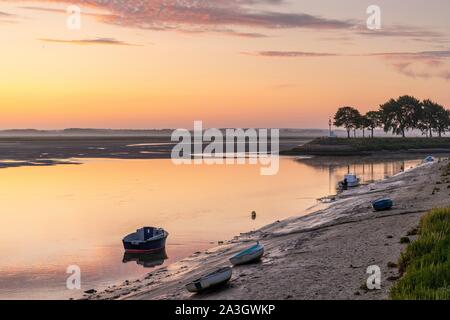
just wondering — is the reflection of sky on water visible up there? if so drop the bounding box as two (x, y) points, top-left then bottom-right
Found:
(0, 156), (430, 299)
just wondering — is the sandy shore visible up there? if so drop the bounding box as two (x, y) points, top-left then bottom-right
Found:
(88, 158), (450, 300)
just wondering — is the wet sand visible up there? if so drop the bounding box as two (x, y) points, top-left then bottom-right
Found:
(0, 136), (308, 168)
(0, 137), (175, 163)
(88, 159), (450, 300)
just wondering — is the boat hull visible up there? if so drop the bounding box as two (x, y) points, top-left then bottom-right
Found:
(338, 179), (360, 189)
(347, 181), (359, 187)
(186, 267), (232, 293)
(230, 244), (264, 266)
(122, 234), (168, 253)
(372, 198), (393, 211)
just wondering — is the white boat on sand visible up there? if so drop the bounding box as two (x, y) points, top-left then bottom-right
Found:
(186, 267), (232, 293)
(338, 174), (360, 189)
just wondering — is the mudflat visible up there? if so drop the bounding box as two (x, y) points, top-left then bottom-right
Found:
(0, 136), (306, 169)
(88, 159), (450, 300)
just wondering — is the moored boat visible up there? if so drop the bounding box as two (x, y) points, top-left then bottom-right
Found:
(122, 227), (168, 253)
(230, 242), (264, 266)
(372, 198), (393, 211)
(338, 174), (360, 189)
(185, 267), (232, 293)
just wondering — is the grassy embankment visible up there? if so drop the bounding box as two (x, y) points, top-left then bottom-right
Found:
(282, 137), (450, 156)
(390, 165), (450, 299)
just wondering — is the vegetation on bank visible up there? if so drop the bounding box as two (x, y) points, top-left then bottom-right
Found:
(390, 203), (450, 300)
(311, 137), (450, 151)
(281, 137), (450, 156)
(334, 95), (449, 138)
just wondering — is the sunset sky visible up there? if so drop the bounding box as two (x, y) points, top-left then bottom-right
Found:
(1, 0), (449, 129)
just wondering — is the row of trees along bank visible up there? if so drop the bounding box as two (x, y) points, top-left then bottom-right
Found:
(334, 95), (450, 138)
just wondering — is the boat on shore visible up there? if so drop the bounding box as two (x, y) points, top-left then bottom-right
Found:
(424, 156), (435, 163)
(186, 267), (232, 293)
(122, 227), (168, 253)
(372, 198), (393, 211)
(338, 174), (360, 189)
(230, 242), (264, 266)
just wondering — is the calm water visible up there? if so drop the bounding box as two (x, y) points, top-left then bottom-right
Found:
(0, 156), (422, 299)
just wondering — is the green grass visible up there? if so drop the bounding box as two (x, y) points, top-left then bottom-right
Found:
(390, 207), (450, 300)
(281, 137), (450, 156)
(311, 137), (450, 151)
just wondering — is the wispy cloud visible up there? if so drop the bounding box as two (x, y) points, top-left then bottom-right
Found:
(242, 51), (339, 57)
(170, 27), (269, 38)
(244, 49), (450, 80)
(0, 9), (17, 23)
(39, 37), (137, 46)
(371, 50), (450, 59)
(355, 25), (444, 39)
(369, 50), (450, 80)
(13, 1), (449, 43)
(268, 83), (297, 90)
(18, 0), (354, 35)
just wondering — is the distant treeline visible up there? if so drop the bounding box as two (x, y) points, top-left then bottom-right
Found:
(334, 95), (449, 138)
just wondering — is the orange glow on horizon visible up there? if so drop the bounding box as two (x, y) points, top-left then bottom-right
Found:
(1, 1), (449, 129)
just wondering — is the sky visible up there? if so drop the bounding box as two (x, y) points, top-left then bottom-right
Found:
(0, 0), (449, 129)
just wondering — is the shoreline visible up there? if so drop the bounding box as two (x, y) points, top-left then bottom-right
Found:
(87, 158), (450, 300)
(282, 137), (450, 157)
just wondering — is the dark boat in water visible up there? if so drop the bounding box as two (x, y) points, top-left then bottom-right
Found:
(372, 198), (393, 211)
(122, 249), (168, 268)
(122, 227), (168, 253)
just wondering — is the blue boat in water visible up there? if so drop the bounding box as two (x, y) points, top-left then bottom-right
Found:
(122, 227), (168, 253)
(372, 198), (393, 211)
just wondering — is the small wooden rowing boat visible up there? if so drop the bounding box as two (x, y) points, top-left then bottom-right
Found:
(372, 198), (393, 211)
(229, 242), (264, 266)
(185, 267), (232, 293)
(122, 227), (168, 253)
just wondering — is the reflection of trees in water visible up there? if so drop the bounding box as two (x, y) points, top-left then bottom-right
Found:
(297, 156), (425, 193)
(324, 159), (410, 192)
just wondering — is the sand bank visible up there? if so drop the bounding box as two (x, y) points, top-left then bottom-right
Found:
(89, 159), (450, 300)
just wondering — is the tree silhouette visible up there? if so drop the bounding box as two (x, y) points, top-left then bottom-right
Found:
(334, 107), (361, 138)
(420, 100), (438, 137)
(435, 108), (450, 137)
(364, 111), (382, 138)
(379, 95), (421, 137)
(333, 96), (448, 139)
